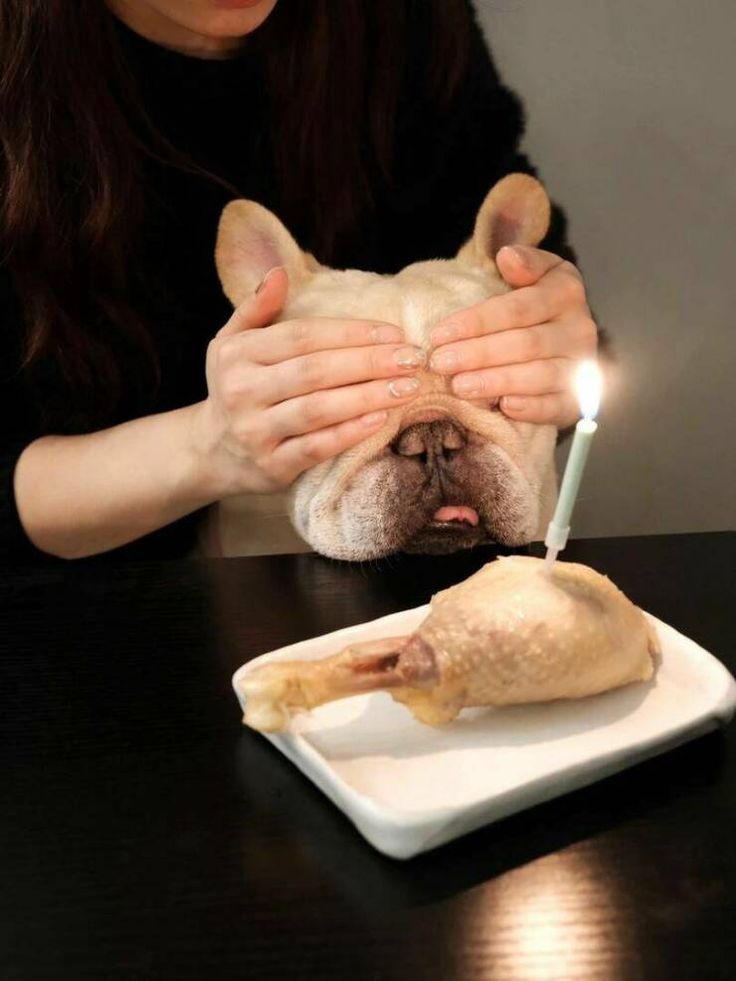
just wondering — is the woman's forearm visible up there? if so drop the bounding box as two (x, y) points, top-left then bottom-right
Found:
(10, 268), (422, 561)
(13, 401), (223, 559)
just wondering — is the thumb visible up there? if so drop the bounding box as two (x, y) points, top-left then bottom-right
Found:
(217, 266), (289, 337)
(495, 244), (564, 288)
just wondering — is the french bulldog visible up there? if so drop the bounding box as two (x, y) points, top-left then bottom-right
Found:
(207, 173), (557, 559)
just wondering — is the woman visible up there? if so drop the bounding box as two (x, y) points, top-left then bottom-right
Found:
(0, 0), (597, 561)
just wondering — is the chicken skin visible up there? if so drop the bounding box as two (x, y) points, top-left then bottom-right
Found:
(239, 556), (657, 732)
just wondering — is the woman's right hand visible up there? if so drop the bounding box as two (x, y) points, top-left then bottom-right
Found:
(191, 267), (425, 496)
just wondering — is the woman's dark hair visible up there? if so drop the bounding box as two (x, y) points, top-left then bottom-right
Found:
(0, 0), (472, 424)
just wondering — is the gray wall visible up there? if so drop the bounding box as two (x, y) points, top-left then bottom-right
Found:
(475, 0), (736, 537)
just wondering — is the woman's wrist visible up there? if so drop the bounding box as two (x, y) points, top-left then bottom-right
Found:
(180, 398), (256, 503)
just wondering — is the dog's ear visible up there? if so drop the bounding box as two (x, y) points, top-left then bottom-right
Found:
(215, 200), (321, 306)
(457, 174), (551, 268)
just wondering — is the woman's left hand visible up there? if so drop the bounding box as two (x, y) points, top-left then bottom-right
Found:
(429, 244), (598, 427)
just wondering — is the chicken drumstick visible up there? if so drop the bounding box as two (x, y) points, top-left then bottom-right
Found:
(239, 556), (657, 731)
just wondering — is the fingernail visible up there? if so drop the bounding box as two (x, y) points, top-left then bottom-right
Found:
(255, 265), (284, 294)
(394, 346), (427, 370)
(453, 375), (481, 398)
(431, 323), (459, 345)
(502, 396), (527, 412)
(360, 410), (388, 428)
(371, 324), (403, 344)
(388, 376), (421, 398)
(499, 245), (529, 269)
(430, 349), (459, 373)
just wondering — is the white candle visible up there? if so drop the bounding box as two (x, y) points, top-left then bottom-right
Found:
(544, 361), (603, 572)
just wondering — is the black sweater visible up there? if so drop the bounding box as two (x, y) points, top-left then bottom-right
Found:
(0, 8), (570, 563)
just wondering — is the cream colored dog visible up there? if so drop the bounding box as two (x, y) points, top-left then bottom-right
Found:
(209, 174), (558, 559)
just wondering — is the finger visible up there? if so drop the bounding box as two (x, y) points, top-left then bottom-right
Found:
(430, 321), (560, 375)
(249, 318), (404, 365)
(500, 390), (580, 427)
(430, 282), (559, 347)
(216, 266), (289, 338)
(450, 358), (573, 400)
(495, 244), (568, 288)
(266, 374), (422, 440)
(256, 344), (426, 403)
(270, 410), (392, 482)
(430, 263), (585, 347)
(431, 318), (591, 375)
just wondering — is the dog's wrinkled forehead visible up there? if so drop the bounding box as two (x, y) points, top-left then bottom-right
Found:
(281, 260), (508, 347)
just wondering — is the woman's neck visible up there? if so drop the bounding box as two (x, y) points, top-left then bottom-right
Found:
(106, 1), (242, 60)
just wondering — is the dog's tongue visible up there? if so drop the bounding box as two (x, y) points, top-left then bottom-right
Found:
(433, 505), (480, 527)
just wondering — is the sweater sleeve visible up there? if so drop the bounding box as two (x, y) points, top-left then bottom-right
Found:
(378, 1), (575, 270)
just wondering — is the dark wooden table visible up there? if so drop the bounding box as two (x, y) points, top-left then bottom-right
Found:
(1, 532), (735, 981)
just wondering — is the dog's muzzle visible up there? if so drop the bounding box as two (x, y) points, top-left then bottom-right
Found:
(390, 419), (488, 550)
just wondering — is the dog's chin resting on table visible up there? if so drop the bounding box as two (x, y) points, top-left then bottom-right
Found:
(202, 174), (558, 561)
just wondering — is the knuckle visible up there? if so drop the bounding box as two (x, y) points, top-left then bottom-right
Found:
(560, 260), (583, 280)
(551, 360), (569, 390)
(215, 335), (251, 375)
(509, 292), (534, 326)
(300, 432), (327, 465)
(295, 354), (323, 389)
(522, 326), (543, 361)
(464, 308), (484, 337)
(206, 337), (219, 364)
(287, 319), (313, 355)
(580, 317), (599, 352)
(231, 416), (262, 449)
(366, 347), (383, 378)
(356, 384), (377, 414)
(222, 372), (256, 412)
(300, 394), (328, 429)
(253, 451), (277, 478)
(214, 338), (234, 372)
(561, 270), (586, 305)
(493, 369), (511, 395)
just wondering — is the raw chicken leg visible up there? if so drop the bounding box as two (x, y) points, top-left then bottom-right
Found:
(240, 556), (657, 731)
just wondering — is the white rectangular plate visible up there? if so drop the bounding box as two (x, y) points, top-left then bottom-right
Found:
(233, 607), (736, 859)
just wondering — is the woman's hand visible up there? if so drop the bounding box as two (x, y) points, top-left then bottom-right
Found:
(429, 245), (598, 427)
(192, 267), (425, 495)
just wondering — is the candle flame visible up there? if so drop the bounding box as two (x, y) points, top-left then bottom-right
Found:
(575, 360), (602, 420)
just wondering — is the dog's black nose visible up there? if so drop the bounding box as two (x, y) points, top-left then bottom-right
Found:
(391, 420), (467, 465)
